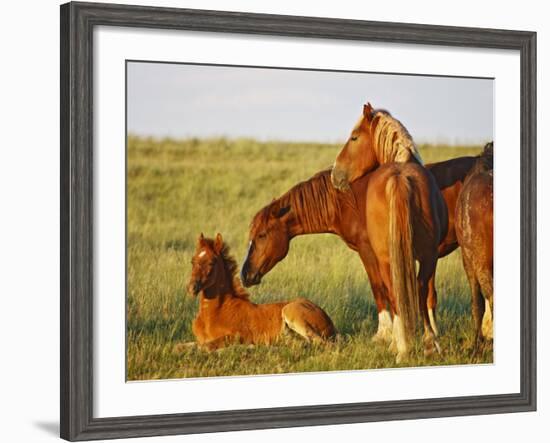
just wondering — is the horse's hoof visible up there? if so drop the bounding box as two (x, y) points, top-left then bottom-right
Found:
(424, 339), (441, 358)
(371, 331), (392, 344)
(470, 344), (483, 362)
(482, 320), (493, 340)
(396, 352), (408, 364)
(388, 339), (397, 353)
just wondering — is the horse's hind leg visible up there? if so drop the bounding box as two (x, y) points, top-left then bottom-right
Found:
(478, 268), (493, 340)
(418, 258), (440, 357)
(282, 300), (336, 343)
(465, 259), (485, 354)
(427, 268), (439, 336)
(378, 262), (408, 362)
(481, 299), (492, 340)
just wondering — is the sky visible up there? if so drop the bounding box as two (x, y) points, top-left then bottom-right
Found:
(127, 61), (493, 145)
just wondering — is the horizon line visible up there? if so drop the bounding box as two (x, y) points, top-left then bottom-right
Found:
(127, 132), (491, 148)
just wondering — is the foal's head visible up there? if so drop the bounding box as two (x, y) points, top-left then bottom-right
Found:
(187, 233), (226, 297)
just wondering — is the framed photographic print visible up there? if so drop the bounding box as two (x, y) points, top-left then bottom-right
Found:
(60, 1), (537, 441)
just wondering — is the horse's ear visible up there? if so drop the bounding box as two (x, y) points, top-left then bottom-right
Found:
(363, 103), (374, 121)
(214, 233), (224, 253)
(197, 232), (206, 247)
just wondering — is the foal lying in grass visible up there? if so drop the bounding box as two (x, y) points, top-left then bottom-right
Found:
(186, 233), (336, 350)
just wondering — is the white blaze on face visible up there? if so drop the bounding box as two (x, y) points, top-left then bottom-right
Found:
(198, 250), (207, 258)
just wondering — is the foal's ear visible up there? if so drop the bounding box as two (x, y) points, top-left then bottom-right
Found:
(197, 232), (206, 247)
(214, 233), (224, 254)
(363, 103), (374, 121)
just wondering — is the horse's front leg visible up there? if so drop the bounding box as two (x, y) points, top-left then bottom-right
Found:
(173, 341), (199, 354)
(202, 335), (240, 351)
(359, 250), (393, 344)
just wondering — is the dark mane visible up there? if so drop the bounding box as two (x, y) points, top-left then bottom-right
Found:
(463, 142), (494, 187)
(203, 238), (250, 300)
(470, 141), (494, 177)
(253, 169), (355, 232)
(477, 141), (494, 171)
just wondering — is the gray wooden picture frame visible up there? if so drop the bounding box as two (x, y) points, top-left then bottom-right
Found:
(60, 1), (537, 441)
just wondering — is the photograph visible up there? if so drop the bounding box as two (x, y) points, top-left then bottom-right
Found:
(126, 61), (494, 380)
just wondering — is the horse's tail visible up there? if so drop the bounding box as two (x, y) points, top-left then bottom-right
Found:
(386, 173), (418, 339)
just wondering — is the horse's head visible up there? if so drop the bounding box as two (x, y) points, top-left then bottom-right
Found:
(187, 233), (225, 297)
(241, 200), (292, 287)
(331, 103), (378, 190)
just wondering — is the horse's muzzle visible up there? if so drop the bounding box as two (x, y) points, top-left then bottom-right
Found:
(241, 242), (263, 287)
(241, 266), (262, 287)
(331, 166), (350, 191)
(188, 281), (202, 296)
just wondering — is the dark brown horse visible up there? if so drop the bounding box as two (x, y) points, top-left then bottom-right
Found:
(455, 142), (494, 350)
(187, 233), (336, 350)
(424, 155), (479, 333)
(328, 104), (448, 361)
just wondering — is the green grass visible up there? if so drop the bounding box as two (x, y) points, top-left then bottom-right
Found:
(127, 136), (492, 380)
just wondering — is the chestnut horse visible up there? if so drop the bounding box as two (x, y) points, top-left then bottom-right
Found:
(456, 142), (494, 351)
(187, 233), (336, 350)
(328, 104), (447, 361)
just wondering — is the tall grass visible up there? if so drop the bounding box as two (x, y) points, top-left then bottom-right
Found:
(127, 136), (491, 380)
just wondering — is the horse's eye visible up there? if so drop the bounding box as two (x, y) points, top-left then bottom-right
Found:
(351, 136), (358, 141)
(258, 232), (267, 240)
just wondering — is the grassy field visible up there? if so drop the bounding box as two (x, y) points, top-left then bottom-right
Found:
(127, 136), (492, 380)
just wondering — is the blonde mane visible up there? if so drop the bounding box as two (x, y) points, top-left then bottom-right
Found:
(371, 110), (423, 165)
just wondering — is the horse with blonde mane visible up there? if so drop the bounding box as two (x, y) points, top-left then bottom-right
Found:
(186, 233), (336, 350)
(329, 103), (448, 362)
